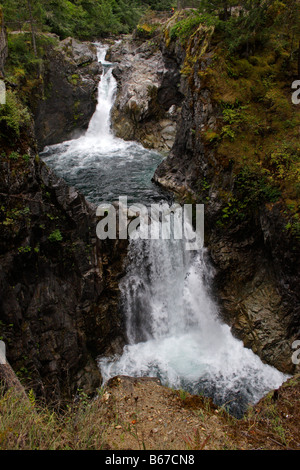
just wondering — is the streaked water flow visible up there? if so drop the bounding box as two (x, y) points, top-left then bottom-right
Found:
(41, 44), (288, 418)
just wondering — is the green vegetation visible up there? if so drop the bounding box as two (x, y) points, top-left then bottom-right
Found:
(5, 32), (57, 93)
(165, 1), (299, 234)
(0, 90), (31, 138)
(0, 0), (173, 40)
(0, 386), (108, 450)
(135, 22), (159, 39)
(48, 229), (63, 243)
(169, 10), (218, 42)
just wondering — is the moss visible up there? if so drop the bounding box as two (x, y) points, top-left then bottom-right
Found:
(68, 74), (80, 86)
(73, 100), (83, 121)
(201, 47), (298, 203)
(180, 23), (215, 77)
(0, 91), (31, 139)
(166, 5), (299, 231)
(135, 23), (159, 39)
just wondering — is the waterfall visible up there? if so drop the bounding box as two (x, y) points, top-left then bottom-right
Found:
(85, 44), (117, 143)
(41, 44), (166, 204)
(99, 218), (288, 417)
(41, 44), (289, 418)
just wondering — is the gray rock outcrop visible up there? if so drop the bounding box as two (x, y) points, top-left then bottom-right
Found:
(154, 29), (300, 375)
(34, 37), (102, 150)
(0, 146), (128, 400)
(108, 38), (184, 153)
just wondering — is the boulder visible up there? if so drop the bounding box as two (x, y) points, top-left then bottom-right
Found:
(108, 38), (184, 153)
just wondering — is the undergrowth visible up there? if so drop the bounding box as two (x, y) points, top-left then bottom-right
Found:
(0, 385), (108, 450)
(165, 1), (299, 235)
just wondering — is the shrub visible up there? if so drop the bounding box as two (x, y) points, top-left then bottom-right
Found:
(170, 12), (202, 42)
(48, 229), (63, 243)
(0, 91), (31, 138)
(8, 151), (19, 160)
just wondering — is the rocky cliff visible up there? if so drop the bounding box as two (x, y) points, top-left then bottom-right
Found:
(33, 37), (102, 150)
(0, 141), (127, 400)
(0, 33), (128, 400)
(108, 35), (183, 153)
(153, 19), (300, 375)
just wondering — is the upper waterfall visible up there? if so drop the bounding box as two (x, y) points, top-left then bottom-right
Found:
(40, 44), (167, 204)
(85, 45), (117, 143)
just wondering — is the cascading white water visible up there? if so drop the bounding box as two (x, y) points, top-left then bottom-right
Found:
(99, 219), (288, 417)
(41, 44), (289, 417)
(84, 45), (117, 144)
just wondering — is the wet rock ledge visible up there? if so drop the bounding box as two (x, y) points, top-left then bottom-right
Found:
(34, 37), (102, 150)
(107, 37), (184, 153)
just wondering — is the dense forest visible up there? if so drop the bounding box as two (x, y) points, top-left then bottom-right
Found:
(0, 0), (175, 39)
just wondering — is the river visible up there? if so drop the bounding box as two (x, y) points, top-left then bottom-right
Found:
(41, 43), (288, 418)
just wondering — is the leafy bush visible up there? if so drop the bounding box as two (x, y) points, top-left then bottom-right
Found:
(48, 229), (63, 243)
(0, 91), (31, 137)
(7, 33), (54, 76)
(170, 12), (202, 41)
(8, 151), (19, 160)
(235, 165), (282, 205)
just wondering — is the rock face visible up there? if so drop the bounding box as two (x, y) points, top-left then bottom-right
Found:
(0, 32), (128, 400)
(0, 141), (128, 400)
(108, 38), (184, 153)
(0, 7), (7, 77)
(34, 37), (102, 150)
(154, 32), (300, 374)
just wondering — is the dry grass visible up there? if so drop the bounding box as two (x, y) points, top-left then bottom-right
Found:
(1, 375), (299, 450)
(0, 386), (108, 450)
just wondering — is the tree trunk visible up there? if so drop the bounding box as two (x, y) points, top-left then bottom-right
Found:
(27, 0), (37, 56)
(223, 0), (229, 21)
(0, 6), (8, 77)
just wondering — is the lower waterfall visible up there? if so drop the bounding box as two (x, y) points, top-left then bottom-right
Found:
(99, 220), (287, 418)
